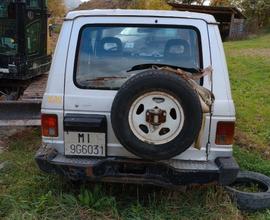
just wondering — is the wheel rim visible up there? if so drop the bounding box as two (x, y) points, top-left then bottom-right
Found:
(128, 91), (184, 145)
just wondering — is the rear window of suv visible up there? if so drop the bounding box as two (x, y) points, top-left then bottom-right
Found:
(74, 25), (202, 90)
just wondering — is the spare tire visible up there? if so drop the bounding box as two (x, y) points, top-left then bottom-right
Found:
(226, 171), (270, 211)
(111, 69), (203, 160)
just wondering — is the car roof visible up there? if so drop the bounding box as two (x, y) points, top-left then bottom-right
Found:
(65, 9), (217, 23)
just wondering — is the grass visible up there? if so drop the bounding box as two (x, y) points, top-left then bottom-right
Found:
(0, 129), (240, 219)
(0, 34), (270, 219)
(225, 34), (270, 151)
(230, 182), (263, 193)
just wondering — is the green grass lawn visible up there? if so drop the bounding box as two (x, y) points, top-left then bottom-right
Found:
(0, 34), (270, 219)
(225, 34), (270, 152)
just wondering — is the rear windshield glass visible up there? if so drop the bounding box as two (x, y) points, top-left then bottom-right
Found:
(75, 25), (201, 90)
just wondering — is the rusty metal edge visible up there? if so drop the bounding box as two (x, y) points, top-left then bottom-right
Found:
(0, 119), (41, 127)
(0, 100), (41, 126)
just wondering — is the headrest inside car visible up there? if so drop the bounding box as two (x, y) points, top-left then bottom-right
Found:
(164, 39), (191, 58)
(96, 37), (123, 57)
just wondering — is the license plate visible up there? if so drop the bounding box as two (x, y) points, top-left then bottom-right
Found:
(64, 132), (106, 157)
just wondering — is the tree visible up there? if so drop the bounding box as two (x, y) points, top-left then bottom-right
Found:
(77, 0), (172, 10)
(210, 0), (232, 6)
(226, 0), (270, 27)
(129, 0), (172, 10)
(48, 0), (66, 17)
(210, 0), (270, 28)
(241, 0), (270, 27)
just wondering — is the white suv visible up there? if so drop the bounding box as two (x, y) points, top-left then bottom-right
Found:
(36, 10), (238, 186)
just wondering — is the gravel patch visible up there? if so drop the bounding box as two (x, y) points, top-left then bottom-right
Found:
(0, 127), (26, 139)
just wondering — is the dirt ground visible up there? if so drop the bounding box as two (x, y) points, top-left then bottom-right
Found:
(226, 48), (270, 58)
(0, 127), (28, 153)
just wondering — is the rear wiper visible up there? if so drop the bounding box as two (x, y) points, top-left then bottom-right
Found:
(127, 63), (200, 73)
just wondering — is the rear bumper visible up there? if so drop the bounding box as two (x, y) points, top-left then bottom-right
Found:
(35, 145), (239, 187)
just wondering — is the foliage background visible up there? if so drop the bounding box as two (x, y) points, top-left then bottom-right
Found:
(47, 0), (66, 17)
(74, 0), (270, 30)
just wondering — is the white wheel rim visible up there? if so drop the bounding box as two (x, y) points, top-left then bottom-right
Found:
(128, 91), (184, 145)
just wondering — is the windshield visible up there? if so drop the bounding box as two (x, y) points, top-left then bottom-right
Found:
(75, 25), (201, 89)
(0, 0), (17, 55)
(0, 20), (17, 55)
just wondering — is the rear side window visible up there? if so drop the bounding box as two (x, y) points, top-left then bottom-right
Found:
(74, 25), (202, 90)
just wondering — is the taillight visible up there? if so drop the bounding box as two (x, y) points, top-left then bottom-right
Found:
(41, 114), (58, 137)
(215, 122), (235, 145)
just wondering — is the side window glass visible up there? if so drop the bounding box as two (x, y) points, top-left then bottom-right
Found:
(26, 21), (41, 55)
(0, 1), (8, 18)
(26, 0), (40, 9)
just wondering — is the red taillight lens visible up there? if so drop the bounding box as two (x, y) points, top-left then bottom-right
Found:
(215, 122), (235, 145)
(41, 114), (58, 137)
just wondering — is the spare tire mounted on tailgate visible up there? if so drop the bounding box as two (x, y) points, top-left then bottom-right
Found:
(111, 68), (211, 160)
